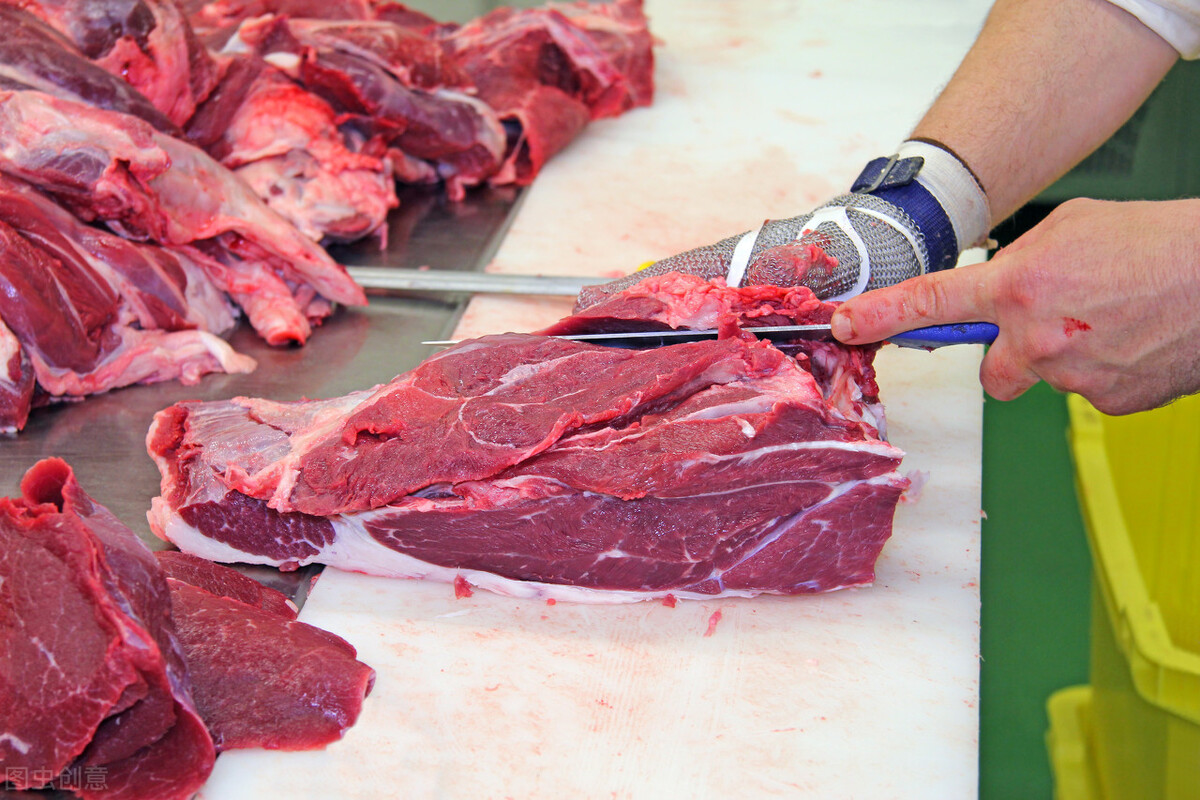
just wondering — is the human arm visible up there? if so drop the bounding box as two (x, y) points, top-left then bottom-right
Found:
(831, 0), (1194, 413)
(908, 0), (1179, 225)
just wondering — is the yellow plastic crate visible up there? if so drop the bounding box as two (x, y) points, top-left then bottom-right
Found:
(1064, 393), (1200, 800)
(1047, 686), (1102, 800)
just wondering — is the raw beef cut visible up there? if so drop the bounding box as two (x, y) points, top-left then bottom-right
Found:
(189, 0), (382, 29)
(156, 549), (299, 618)
(0, 89), (367, 343)
(222, 13), (508, 200)
(204, 0), (653, 197)
(441, 0), (654, 186)
(0, 318), (34, 433)
(186, 53), (398, 243)
(0, 460), (375, 797)
(0, 174), (253, 427)
(0, 458), (215, 799)
(147, 276), (909, 601)
(161, 558), (376, 751)
(13, 0), (221, 126)
(0, 6), (178, 132)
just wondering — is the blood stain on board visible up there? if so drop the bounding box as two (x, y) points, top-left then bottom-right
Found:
(704, 609), (723, 637)
(453, 575), (473, 598)
(662, 594), (677, 608)
(1063, 317), (1092, 337)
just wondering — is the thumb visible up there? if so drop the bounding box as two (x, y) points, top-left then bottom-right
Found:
(830, 261), (997, 344)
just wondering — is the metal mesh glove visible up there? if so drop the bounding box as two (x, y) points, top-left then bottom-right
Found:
(576, 193), (928, 308)
(575, 140), (990, 310)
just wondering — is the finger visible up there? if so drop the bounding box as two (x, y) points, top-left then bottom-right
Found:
(830, 261), (997, 344)
(978, 339), (1040, 401)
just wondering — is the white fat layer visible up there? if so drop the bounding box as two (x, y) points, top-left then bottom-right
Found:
(262, 52), (302, 72)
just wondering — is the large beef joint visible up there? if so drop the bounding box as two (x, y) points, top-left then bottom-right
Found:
(0, 459), (374, 799)
(148, 275), (910, 602)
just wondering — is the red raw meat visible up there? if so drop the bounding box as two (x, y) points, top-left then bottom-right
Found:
(0, 5), (179, 132)
(442, 0), (654, 186)
(162, 568), (376, 750)
(227, 13), (507, 200)
(0, 175), (253, 428)
(1, 459), (375, 797)
(187, 54), (398, 243)
(189, 0), (382, 29)
(0, 458), (215, 799)
(156, 550), (298, 618)
(16, 0), (220, 126)
(147, 276), (908, 601)
(205, 0), (653, 197)
(0, 318), (35, 432)
(0, 89), (366, 343)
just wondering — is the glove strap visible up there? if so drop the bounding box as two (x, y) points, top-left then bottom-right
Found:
(851, 140), (991, 272)
(799, 205), (923, 301)
(726, 220), (765, 286)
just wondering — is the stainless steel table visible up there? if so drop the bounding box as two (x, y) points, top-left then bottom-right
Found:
(0, 184), (525, 602)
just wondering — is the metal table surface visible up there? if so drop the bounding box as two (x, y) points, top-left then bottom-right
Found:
(0, 184), (525, 603)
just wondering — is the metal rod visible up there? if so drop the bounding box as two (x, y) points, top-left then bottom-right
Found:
(346, 267), (603, 297)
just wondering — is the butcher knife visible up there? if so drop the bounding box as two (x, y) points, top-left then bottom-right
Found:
(424, 322), (999, 349)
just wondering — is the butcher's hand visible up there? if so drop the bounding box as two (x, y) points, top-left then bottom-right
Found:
(832, 197), (1200, 415)
(576, 140), (991, 309)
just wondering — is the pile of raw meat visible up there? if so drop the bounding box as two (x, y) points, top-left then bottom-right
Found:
(147, 274), (911, 601)
(0, 0), (654, 432)
(0, 458), (375, 800)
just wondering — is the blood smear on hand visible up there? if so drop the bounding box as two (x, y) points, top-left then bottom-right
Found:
(1063, 317), (1092, 337)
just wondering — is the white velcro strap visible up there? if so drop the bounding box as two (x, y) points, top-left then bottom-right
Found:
(726, 221), (765, 287)
(798, 206), (873, 301)
(897, 140), (991, 251)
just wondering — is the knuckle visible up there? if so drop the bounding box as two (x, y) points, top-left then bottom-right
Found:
(1018, 327), (1062, 364)
(903, 278), (951, 322)
(979, 349), (1035, 401)
(994, 262), (1043, 313)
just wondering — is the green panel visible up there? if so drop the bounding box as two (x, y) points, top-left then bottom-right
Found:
(1037, 59), (1200, 203)
(979, 384), (1093, 800)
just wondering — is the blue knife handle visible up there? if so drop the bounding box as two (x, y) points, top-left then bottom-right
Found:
(888, 322), (999, 349)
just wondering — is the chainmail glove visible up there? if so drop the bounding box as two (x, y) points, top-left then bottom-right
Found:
(576, 140), (990, 309)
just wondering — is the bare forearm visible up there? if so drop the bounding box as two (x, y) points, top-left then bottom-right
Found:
(913, 0), (1177, 223)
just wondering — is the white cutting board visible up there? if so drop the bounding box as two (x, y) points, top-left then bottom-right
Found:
(201, 1), (993, 797)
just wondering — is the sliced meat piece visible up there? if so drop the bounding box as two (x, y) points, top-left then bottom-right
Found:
(0, 174), (238, 336)
(227, 14), (506, 200)
(164, 576), (375, 750)
(0, 458), (215, 799)
(156, 550), (298, 618)
(0, 177), (253, 416)
(160, 334), (793, 517)
(283, 17), (470, 91)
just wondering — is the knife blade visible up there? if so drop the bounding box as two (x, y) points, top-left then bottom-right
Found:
(423, 322), (999, 349)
